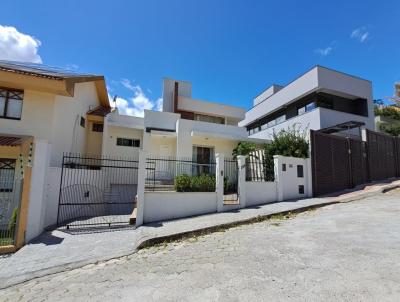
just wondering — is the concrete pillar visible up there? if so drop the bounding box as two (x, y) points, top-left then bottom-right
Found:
(216, 153), (224, 212)
(135, 149), (147, 227)
(26, 139), (51, 242)
(274, 155), (284, 202)
(305, 157), (313, 197)
(101, 115), (109, 156)
(237, 156), (247, 208)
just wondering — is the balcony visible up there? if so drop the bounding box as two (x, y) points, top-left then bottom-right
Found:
(190, 120), (264, 143)
(248, 107), (374, 139)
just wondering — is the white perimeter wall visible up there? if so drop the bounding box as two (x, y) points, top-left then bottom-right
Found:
(143, 192), (217, 223)
(274, 155), (312, 200)
(245, 182), (277, 207)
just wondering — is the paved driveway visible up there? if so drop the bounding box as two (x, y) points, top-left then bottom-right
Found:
(2, 190), (400, 301)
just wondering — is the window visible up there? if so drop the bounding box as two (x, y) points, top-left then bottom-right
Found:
(80, 116), (86, 128)
(297, 165), (304, 178)
(298, 102), (316, 116)
(306, 102), (316, 112)
(282, 164), (286, 171)
(0, 159), (16, 192)
(276, 115), (286, 124)
(298, 185), (305, 194)
(0, 88), (24, 120)
(92, 123), (104, 132)
(267, 119), (276, 128)
(249, 127), (259, 135)
(194, 114), (225, 124)
(116, 138), (140, 148)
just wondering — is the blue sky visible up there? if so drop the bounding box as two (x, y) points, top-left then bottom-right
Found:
(0, 0), (399, 115)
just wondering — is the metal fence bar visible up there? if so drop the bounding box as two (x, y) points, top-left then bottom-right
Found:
(145, 155), (216, 192)
(56, 153), (139, 230)
(0, 168), (23, 246)
(245, 155), (274, 182)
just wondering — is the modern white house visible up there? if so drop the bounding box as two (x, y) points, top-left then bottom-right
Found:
(239, 66), (375, 139)
(103, 78), (264, 163)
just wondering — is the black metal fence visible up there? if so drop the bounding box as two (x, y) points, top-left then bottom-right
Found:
(145, 155), (216, 191)
(245, 155), (274, 182)
(223, 158), (238, 201)
(0, 162), (22, 247)
(0, 224), (15, 246)
(57, 153), (139, 229)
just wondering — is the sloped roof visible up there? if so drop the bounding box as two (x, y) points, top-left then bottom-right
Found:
(87, 105), (112, 117)
(0, 60), (109, 107)
(0, 60), (102, 81)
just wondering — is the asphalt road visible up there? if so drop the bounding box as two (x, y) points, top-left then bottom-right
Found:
(1, 189), (400, 301)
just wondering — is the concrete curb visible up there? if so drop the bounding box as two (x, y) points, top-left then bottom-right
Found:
(1, 182), (399, 290)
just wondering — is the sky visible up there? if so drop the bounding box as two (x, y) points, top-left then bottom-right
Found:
(0, 0), (399, 116)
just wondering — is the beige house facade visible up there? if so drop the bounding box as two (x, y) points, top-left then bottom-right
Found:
(0, 60), (110, 253)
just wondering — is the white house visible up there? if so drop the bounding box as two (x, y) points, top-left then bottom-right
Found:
(239, 66), (374, 139)
(103, 78), (264, 163)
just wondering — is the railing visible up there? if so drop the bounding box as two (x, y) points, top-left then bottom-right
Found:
(0, 176), (22, 247)
(245, 156), (274, 182)
(145, 155), (216, 191)
(0, 224), (15, 246)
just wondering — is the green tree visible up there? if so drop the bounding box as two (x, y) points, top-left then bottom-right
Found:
(262, 126), (309, 180)
(232, 142), (258, 159)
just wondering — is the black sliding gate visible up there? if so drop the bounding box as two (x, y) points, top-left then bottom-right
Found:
(57, 153), (139, 229)
(311, 129), (400, 197)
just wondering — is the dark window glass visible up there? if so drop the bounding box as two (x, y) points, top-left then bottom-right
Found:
(80, 117), (85, 128)
(297, 165), (304, 178)
(299, 185), (305, 194)
(92, 123), (104, 132)
(116, 138), (140, 148)
(282, 164), (286, 171)
(0, 89), (24, 120)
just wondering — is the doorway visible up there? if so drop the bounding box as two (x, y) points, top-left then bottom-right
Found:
(192, 146), (215, 175)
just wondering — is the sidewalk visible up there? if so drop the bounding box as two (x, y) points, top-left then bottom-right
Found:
(1, 179), (399, 289)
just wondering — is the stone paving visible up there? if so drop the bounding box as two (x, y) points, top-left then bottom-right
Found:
(1, 190), (400, 301)
(0, 179), (399, 289)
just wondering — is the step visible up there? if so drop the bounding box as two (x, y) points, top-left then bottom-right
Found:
(129, 208), (137, 225)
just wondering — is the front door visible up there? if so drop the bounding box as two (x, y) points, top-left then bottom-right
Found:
(193, 146), (214, 175)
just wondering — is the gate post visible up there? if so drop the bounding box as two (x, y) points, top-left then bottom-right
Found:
(216, 154), (224, 212)
(135, 150), (147, 227)
(237, 156), (247, 208)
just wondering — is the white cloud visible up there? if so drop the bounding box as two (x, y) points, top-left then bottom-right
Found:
(121, 78), (136, 91)
(0, 25), (42, 63)
(65, 63), (79, 70)
(110, 80), (163, 117)
(314, 46), (333, 56)
(351, 27), (370, 43)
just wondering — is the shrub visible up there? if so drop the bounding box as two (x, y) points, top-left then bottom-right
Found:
(374, 106), (400, 121)
(262, 125), (309, 180)
(232, 142), (257, 158)
(7, 207), (18, 235)
(174, 174), (192, 192)
(379, 122), (400, 137)
(174, 174), (216, 192)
